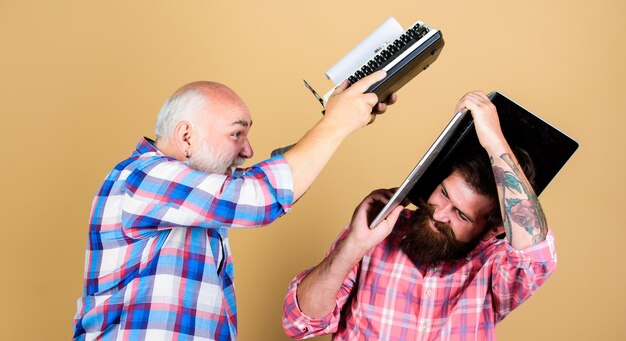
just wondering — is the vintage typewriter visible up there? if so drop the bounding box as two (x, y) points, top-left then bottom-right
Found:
(345, 20), (445, 101)
(274, 20), (444, 156)
(311, 19), (445, 108)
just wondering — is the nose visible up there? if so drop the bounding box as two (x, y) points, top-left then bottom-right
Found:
(240, 138), (254, 159)
(432, 203), (451, 223)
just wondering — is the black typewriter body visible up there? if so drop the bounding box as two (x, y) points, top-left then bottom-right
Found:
(346, 21), (445, 101)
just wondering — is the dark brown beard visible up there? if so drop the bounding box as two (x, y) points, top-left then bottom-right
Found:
(400, 200), (482, 268)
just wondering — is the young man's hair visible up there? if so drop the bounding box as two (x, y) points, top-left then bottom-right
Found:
(451, 147), (536, 231)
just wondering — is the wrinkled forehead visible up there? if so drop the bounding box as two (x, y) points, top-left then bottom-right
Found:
(200, 85), (252, 126)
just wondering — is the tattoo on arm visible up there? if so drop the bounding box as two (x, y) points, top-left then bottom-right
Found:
(493, 153), (547, 245)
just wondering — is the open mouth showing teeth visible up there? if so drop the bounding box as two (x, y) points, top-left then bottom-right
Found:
(429, 219), (441, 233)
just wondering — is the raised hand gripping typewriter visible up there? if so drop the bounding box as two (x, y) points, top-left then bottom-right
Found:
(273, 18), (444, 157)
(307, 18), (444, 109)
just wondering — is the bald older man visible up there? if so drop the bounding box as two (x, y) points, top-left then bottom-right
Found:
(72, 72), (396, 340)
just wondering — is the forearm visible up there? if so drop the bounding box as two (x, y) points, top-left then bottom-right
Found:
(456, 91), (548, 250)
(296, 238), (364, 318)
(288, 187), (401, 321)
(283, 118), (349, 200)
(485, 140), (548, 249)
(282, 72), (390, 201)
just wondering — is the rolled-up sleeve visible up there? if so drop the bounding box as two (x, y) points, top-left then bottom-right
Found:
(491, 229), (557, 321)
(282, 228), (358, 339)
(120, 155), (294, 237)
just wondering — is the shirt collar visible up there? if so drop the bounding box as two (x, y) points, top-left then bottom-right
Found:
(465, 235), (503, 259)
(134, 137), (162, 156)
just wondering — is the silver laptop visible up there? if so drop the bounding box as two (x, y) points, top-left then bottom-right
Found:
(369, 107), (474, 228)
(369, 91), (579, 228)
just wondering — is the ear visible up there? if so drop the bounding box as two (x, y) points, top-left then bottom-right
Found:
(482, 224), (505, 241)
(173, 120), (193, 159)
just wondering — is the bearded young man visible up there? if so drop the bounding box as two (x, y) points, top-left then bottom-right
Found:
(73, 72), (397, 341)
(282, 91), (556, 340)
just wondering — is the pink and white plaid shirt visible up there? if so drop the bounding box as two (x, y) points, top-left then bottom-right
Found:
(283, 210), (556, 340)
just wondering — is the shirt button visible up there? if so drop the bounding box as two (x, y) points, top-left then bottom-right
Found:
(426, 290), (433, 297)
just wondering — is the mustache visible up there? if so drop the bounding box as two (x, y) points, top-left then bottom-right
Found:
(416, 199), (456, 239)
(232, 157), (246, 167)
(401, 198), (474, 267)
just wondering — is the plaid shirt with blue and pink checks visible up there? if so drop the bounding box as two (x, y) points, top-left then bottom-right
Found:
(73, 138), (293, 340)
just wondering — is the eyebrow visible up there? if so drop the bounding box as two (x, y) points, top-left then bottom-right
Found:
(441, 183), (476, 223)
(231, 119), (252, 128)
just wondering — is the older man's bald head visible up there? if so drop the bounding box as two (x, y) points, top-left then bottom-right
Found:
(154, 81), (247, 142)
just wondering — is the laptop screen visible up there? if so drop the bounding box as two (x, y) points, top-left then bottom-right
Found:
(370, 91), (579, 228)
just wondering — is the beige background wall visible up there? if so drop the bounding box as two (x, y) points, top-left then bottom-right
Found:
(1, 0), (624, 340)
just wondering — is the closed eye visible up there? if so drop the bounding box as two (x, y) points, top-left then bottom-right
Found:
(441, 186), (448, 198)
(457, 210), (469, 222)
(442, 184), (472, 223)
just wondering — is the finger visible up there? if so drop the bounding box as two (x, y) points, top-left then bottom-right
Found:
(367, 189), (394, 202)
(455, 91), (483, 112)
(454, 97), (468, 113)
(400, 197), (412, 207)
(376, 205), (404, 233)
(373, 102), (387, 114)
(471, 91), (490, 103)
(384, 93), (398, 105)
(332, 79), (350, 96)
(364, 93), (379, 107)
(456, 96), (481, 113)
(368, 188), (390, 198)
(350, 70), (387, 93)
(386, 205), (404, 225)
(381, 189), (396, 200)
(465, 92), (491, 106)
(367, 114), (376, 125)
(466, 94), (494, 111)
(461, 97), (498, 122)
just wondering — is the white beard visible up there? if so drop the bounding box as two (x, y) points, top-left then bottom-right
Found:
(188, 142), (245, 175)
